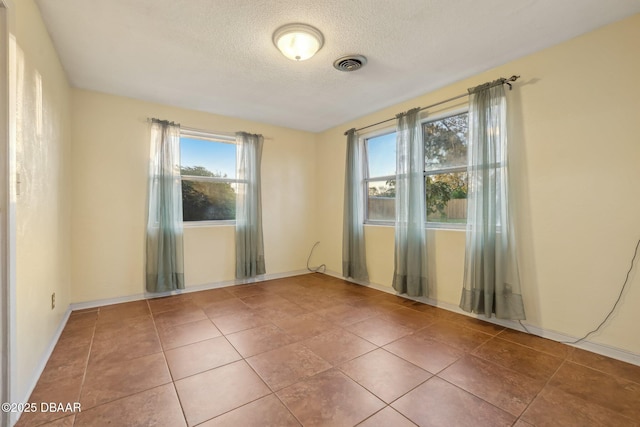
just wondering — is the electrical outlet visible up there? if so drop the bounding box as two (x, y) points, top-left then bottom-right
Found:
(51, 292), (55, 310)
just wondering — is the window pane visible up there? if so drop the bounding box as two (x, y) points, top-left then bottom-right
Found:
(426, 172), (467, 223)
(367, 132), (396, 178)
(424, 113), (468, 171)
(367, 179), (395, 221)
(182, 179), (236, 221)
(180, 137), (236, 179)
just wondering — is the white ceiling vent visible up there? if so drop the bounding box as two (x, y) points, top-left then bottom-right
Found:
(333, 55), (367, 72)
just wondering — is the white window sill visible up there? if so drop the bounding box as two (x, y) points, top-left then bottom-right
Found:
(364, 221), (466, 232)
(183, 220), (235, 228)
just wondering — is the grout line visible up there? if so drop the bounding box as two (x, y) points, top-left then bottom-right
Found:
(338, 358), (432, 409)
(187, 321), (301, 425)
(72, 310), (99, 425)
(436, 376), (516, 418)
(70, 384), (178, 424)
(272, 392), (305, 427)
(32, 275), (640, 426)
(495, 329), (571, 359)
(70, 305), (171, 413)
(189, 393), (275, 426)
(563, 356), (640, 386)
(356, 405), (419, 427)
(514, 358), (568, 425)
(537, 362), (640, 426)
(147, 299), (190, 427)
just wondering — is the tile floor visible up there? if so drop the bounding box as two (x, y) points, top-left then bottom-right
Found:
(15, 273), (640, 426)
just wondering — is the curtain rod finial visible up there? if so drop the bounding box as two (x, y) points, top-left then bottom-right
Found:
(503, 75), (521, 90)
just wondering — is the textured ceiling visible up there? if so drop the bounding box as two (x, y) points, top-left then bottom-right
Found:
(35, 0), (640, 132)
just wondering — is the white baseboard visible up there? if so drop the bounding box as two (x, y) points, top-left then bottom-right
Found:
(14, 307), (72, 425)
(19, 271), (311, 424)
(15, 268), (637, 427)
(66, 268), (639, 366)
(324, 270), (640, 367)
(69, 269), (311, 311)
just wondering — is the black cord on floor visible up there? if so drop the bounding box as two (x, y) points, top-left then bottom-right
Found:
(518, 319), (531, 335)
(307, 241), (326, 273)
(519, 238), (640, 345)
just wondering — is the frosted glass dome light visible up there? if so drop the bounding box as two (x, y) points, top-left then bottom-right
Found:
(273, 23), (324, 61)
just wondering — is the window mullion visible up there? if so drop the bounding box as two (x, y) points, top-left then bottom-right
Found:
(181, 175), (238, 184)
(424, 165), (467, 176)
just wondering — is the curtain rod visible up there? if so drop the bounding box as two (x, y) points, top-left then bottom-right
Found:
(147, 119), (237, 137)
(344, 75), (520, 136)
(146, 119), (273, 141)
(181, 125), (236, 140)
(148, 117), (179, 126)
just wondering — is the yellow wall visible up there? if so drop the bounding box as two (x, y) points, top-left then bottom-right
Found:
(70, 90), (318, 302)
(316, 14), (640, 355)
(12, 6), (640, 411)
(13, 0), (72, 401)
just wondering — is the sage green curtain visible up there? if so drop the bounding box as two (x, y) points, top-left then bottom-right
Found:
(460, 82), (525, 319)
(392, 108), (428, 297)
(342, 128), (369, 281)
(236, 132), (266, 278)
(146, 120), (185, 293)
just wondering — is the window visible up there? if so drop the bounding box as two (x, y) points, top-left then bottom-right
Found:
(180, 130), (238, 222)
(364, 111), (469, 226)
(365, 131), (396, 222)
(423, 112), (469, 225)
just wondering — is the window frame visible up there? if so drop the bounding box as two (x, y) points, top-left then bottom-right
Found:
(362, 127), (397, 227)
(180, 128), (239, 226)
(363, 107), (469, 229)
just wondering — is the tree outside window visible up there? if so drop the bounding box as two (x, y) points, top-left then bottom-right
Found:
(365, 111), (469, 225)
(180, 135), (238, 222)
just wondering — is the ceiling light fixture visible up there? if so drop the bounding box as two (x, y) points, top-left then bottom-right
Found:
(273, 23), (324, 61)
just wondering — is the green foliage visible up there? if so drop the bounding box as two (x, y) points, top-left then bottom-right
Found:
(437, 172), (468, 199)
(367, 113), (469, 222)
(181, 166), (235, 221)
(181, 165), (218, 178)
(451, 187), (467, 199)
(424, 113), (469, 218)
(426, 177), (451, 217)
(423, 113), (468, 169)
